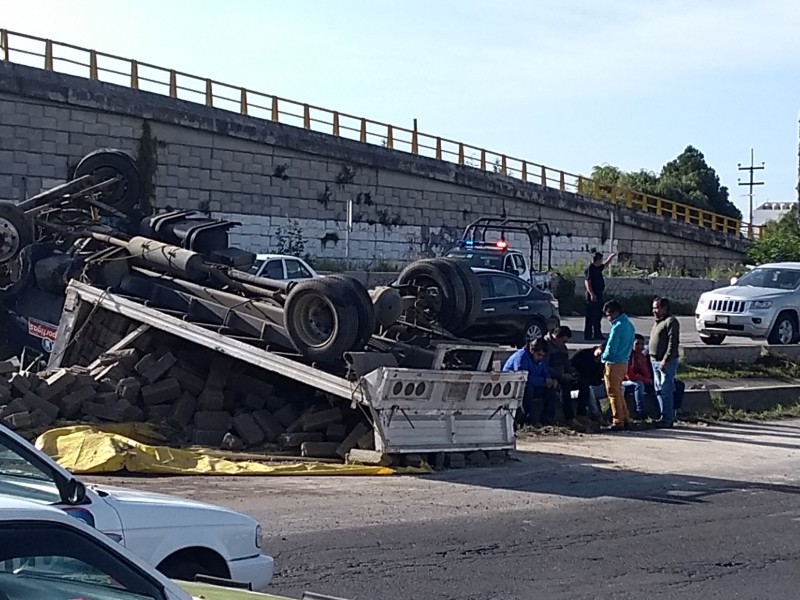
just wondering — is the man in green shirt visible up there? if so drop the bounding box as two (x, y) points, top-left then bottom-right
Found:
(649, 297), (680, 428)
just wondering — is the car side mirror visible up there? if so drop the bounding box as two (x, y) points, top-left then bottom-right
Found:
(730, 277), (738, 285)
(65, 478), (87, 505)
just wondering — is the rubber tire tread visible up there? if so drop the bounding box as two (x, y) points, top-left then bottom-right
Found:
(397, 259), (465, 331)
(74, 149), (141, 211)
(440, 257), (482, 333)
(324, 274), (377, 349)
(284, 278), (360, 363)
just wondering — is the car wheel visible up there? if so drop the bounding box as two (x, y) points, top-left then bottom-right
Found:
(768, 312), (799, 345)
(520, 319), (546, 347)
(699, 334), (725, 345)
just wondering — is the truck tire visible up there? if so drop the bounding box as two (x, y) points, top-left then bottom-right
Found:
(398, 259), (466, 332)
(73, 149), (141, 212)
(284, 278), (360, 363)
(699, 334), (725, 345)
(0, 202), (31, 265)
(767, 311), (799, 345)
(440, 257), (482, 333)
(324, 275), (376, 350)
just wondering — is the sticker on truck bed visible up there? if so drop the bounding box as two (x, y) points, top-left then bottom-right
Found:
(28, 318), (58, 353)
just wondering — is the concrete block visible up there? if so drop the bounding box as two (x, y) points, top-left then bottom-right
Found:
(193, 410), (231, 431)
(401, 454), (426, 468)
(206, 355), (232, 390)
(169, 393), (197, 427)
(37, 369), (77, 401)
(4, 411), (32, 430)
(325, 423), (348, 443)
(241, 393), (266, 411)
(336, 422), (370, 459)
(0, 386), (11, 404)
(0, 357), (20, 374)
(60, 387), (95, 419)
(220, 432), (245, 451)
(277, 432), (325, 449)
(91, 363), (128, 383)
(303, 407), (343, 432)
(146, 404), (174, 419)
(192, 429), (226, 447)
(141, 352), (177, 384)
(232, 374), (273, 397)
(168, 366), (205, 396)
(273, 404), (300, 428)
(680, 345), (762, 366)
(264, 394), (287, 412)
(82, 399), (131, 422)
(445, 453), (466, 469)
(252, 409), (284, 443)
(431, 452), (447, 471)
(232, 413), (265, 447)
(10, 373), (33, 394)
(96, 348), (139, 368)
(22, 393), (59, 422)
(286, 412), (308, 434)
(115, 377), (141, 402)
(486, 450), (509, 465)
(346, 449), (391, 466)
(300, 441), (340, 458)
(356, 430), (375, 450)
(134, 352), (158, 376)
(140, 378), (181, 405)
(467, 450), (490, 467)
(198, 389), (225, 411)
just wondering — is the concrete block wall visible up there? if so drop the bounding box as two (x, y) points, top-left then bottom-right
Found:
(0, 62), (749, 273)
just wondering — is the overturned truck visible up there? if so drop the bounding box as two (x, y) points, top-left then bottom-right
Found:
(0, 149), (524, 466)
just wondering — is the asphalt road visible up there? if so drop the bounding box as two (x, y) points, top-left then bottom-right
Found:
(87, 420), (800, 600)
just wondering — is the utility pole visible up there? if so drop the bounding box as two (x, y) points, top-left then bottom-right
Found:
(737, 148), (765, 238)
(796, 114), (800, 226)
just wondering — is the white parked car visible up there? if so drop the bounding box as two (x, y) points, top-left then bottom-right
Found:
(0, 423), (274, 590)
(0, 495), (191, 600)
(695, 262), (800, 345)
(250, 254), (319, 281)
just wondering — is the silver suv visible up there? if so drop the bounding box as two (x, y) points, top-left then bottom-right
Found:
(695, 262), (800, 345)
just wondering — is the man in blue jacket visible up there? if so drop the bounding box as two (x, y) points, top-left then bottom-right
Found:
(502, 337), (557, 427)
(600, 300), (636, 431)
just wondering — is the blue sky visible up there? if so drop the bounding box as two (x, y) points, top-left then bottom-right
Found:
(4, 0), (800, 220)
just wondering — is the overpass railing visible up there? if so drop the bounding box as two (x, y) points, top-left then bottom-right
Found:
(0, 29), (748, 239)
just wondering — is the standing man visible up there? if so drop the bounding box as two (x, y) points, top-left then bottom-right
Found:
(502, 338), (558, 427)
(650, 297), (680, 428)
(600, 300), (635, 431)
(583, 251), (618, 341)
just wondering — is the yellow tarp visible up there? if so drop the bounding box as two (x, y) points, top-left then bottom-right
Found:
(34, 425), (406, 476)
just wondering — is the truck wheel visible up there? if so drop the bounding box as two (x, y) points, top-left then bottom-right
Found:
(74, 149), (142, 212)
(398, 259), (466, 332)
(699, 334), (725, 345)
(324, 275), (376, 350)
(767, 312), (799, 345)
(284, 278), (360, 363)
(440, 257), (482, 333)
(0, 203), (31, 265)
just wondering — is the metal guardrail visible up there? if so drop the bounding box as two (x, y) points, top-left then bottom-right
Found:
(0, 28), (752, 239)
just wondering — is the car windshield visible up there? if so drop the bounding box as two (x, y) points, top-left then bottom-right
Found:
(0, 523), (164, 600)
(734, 268), (800, 290)
(0, 435), (61, 504)
(445, 251), (503, 270)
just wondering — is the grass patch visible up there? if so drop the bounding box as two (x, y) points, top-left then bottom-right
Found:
(678, 354), (800, 380)
(681, 400), (800, 424)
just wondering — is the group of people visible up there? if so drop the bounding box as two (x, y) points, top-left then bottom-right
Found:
(502, 296), (682, 432)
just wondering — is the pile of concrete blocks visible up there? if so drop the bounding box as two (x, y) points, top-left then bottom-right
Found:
(0, 329), (377, 461)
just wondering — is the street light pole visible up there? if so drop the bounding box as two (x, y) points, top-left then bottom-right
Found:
(737, 148), (765, 237)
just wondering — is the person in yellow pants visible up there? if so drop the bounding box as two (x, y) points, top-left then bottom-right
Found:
(600, 300), (636, 431)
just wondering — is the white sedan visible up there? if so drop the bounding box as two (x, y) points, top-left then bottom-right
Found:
(0, 495), (192, 600)
(0, 424), (274, 590)
(249, 254), (319, 281)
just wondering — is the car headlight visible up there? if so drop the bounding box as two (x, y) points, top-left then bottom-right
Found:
(751, 300), (772, 310)
(697, 297), (707, 307)
(255, 524), (262, 549)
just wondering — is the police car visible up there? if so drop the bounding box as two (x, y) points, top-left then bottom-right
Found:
(445, 240), (552, 290)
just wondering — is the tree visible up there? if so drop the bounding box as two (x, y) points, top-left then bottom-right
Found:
(746, 206), (800, 264)
(588, 146), (741, 220)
